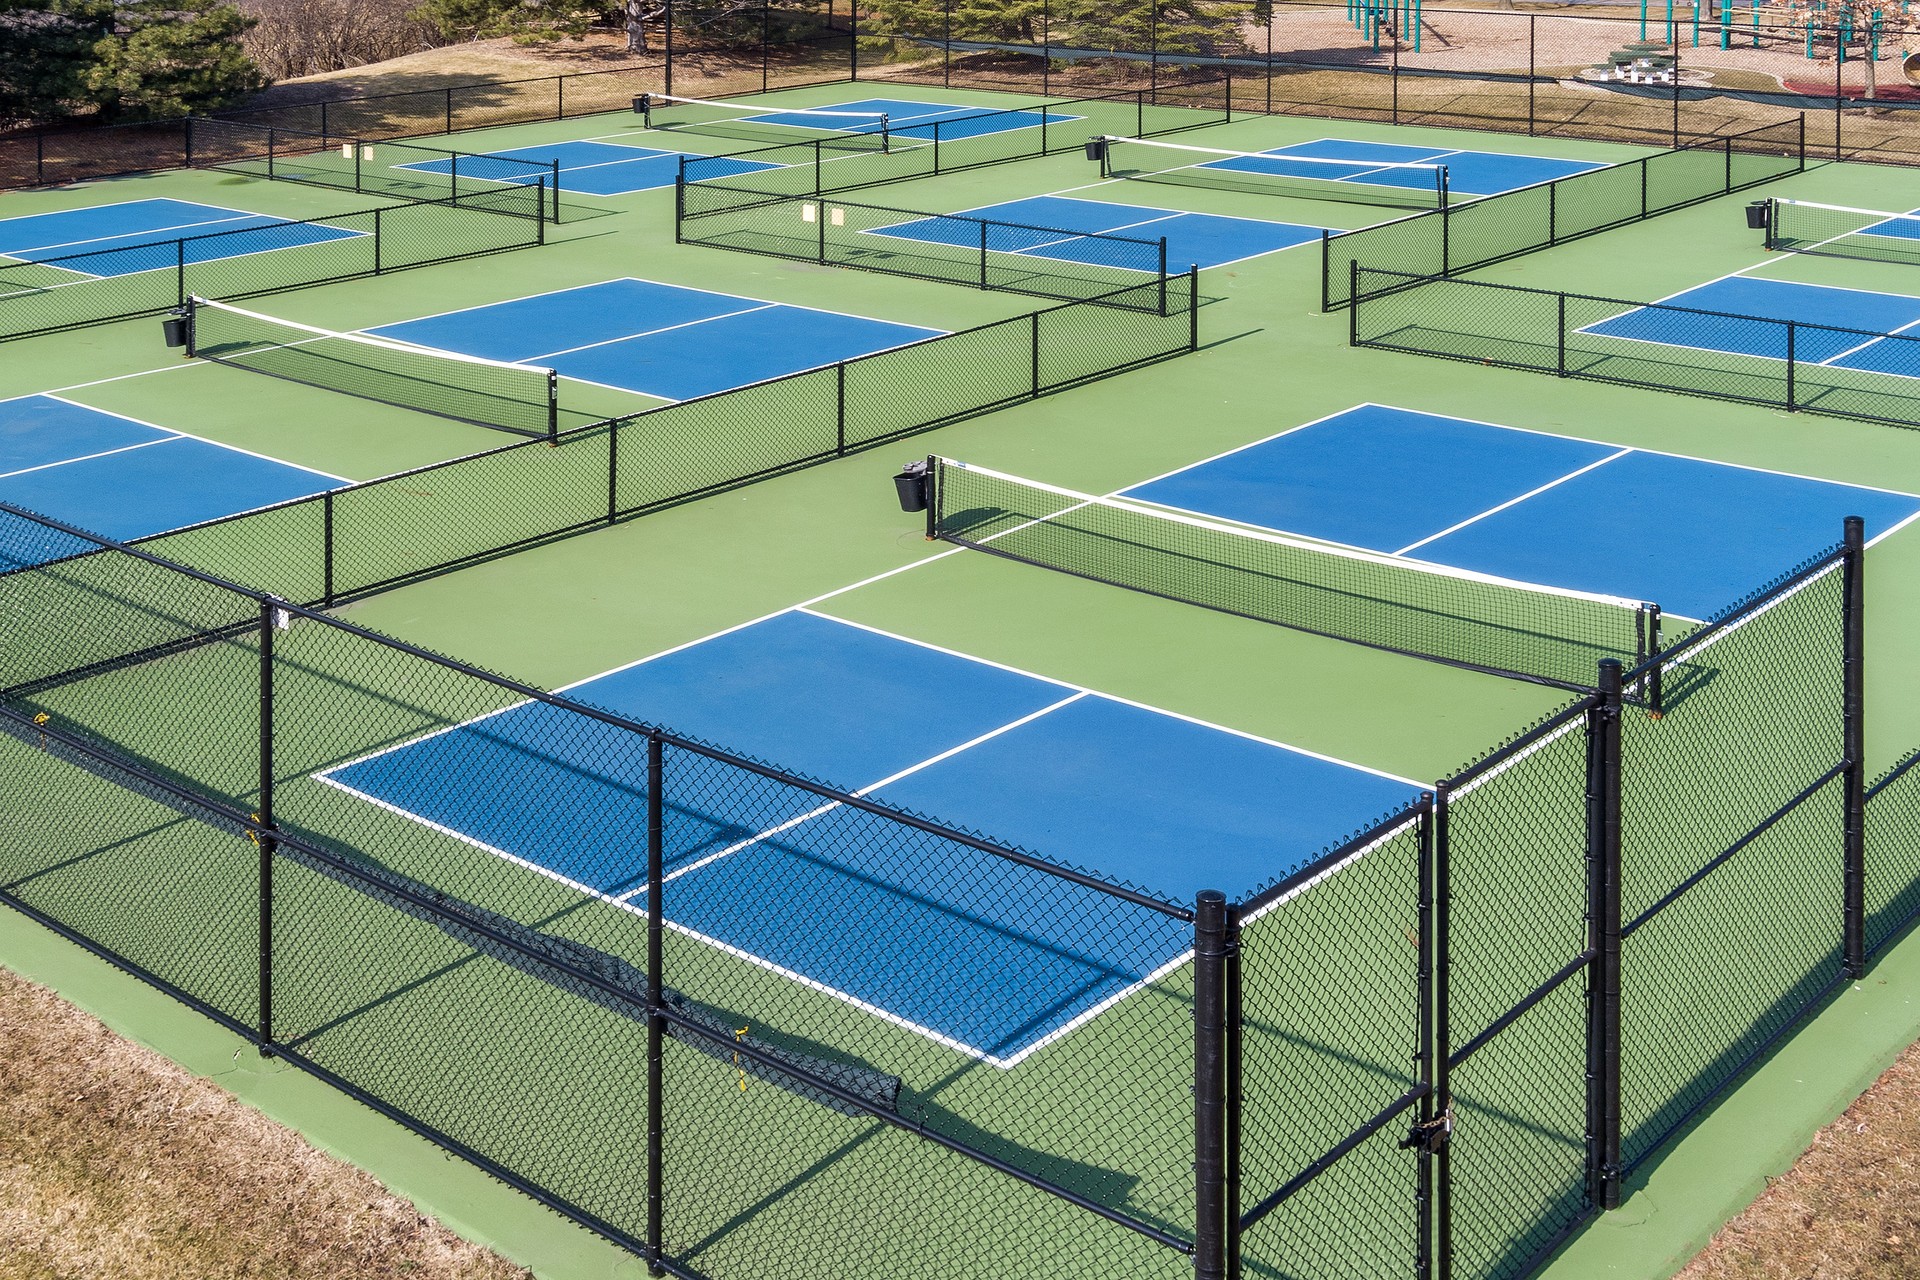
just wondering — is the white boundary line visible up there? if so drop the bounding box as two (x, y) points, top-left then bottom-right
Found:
(309, 604), (1419, 1067)
(1394, 448), (1634, 556)
(0, 435), (175, 479)
(856, 194), (1321, 271)
(37, 393), (352, 483)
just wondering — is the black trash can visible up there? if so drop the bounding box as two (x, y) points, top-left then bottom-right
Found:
(161, 314), (188, 349)
(1745, 199), (1770, 231)
(1084, 137), (1107, 163)
(894, 460), (930, 513)
(633, 94), (651, 116)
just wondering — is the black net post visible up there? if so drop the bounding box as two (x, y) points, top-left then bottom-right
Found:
(646, 732), (666, 1276)
(923, 454), (939, 541)
(256, 596), (278, 1058)
(1844, 514), (1867, 977)
(1764, 197), (1777, 250)
(545, 369), (559, 441)
(1584, 660), (1623, 1211)
(1194, 889), (1232, 1280)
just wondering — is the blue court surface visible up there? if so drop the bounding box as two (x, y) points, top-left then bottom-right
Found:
(367, 278), (943, 401)
(1121, 404), (1920, 621)
(319, 608), (1420, 1064)
(1584, 276), (1920, 372)
(1246, 137), (1605, 197)
(742, 97), (1079, 142)
(397, 139), (779, 196)
(871, 194), (1320, 271)
(0, 198), (360, 276)
(0, 395), (339, 566)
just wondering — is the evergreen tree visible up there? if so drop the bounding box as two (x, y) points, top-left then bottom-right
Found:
(82, 0), (266, 120)
(0, 0), (113, 127)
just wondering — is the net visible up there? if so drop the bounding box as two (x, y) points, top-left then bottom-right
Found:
(639, 93), (890, 153)
(1767, 198), (1920, 267)
(1098, 135), (1449, 210)
(928, 457), (1663, 698)
(186, 297), (559, 440)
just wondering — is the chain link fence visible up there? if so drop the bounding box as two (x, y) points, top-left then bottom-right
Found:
(1349, 267), (1920, 431)
(0, 186), (548, 343)
(3, 483), (1918, 1280)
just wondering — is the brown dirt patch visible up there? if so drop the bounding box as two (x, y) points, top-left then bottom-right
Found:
(1675, 1038), (1920, 1280)
(0, 966), (530, 1280)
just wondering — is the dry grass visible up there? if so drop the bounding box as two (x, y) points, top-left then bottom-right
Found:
(0, 966), (530, 1280)
(1675, 1039), (1920, 1280)
(248, 33), (659, 106)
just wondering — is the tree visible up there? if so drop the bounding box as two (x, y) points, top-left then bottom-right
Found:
(411, 0), (606, 45)
(0, 0), (113, 127)
(1781, 0), (1911, 100)
(83, 0), (266, 118)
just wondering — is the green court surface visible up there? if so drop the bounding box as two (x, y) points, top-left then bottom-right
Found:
(7, 78), (1920, 1280)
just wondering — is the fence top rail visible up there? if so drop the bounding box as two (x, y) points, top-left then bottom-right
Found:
(1234, 794), (1431, 916)
(1354, 265), (1920, 350)
(0, 496), (1196, 919)
(1323, 113), (1806, 253)
(678, 180), (1173, 251)
(1443, 696), (1599, 793)
(1627, 544), (1845, 679)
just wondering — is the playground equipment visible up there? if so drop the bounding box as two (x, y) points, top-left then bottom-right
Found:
(1348, 0), (1422, 51)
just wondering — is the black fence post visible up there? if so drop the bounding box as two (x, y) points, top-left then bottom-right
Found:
(1547, 182), (1557, 246)
(1156, 237), (1168, 316)
(174, 239), (186, 308)
(1585, 660), (1624, 1212)
(1224, 894), (1243, 1280)
(607, 422), (620, 524)
(445, 87), (453, 135)
(1844, 514), (1866, 977)
(1415, 795), (1437, 1280)
(1527, 15), (1536, 135)
(1188, 266), (1200, 351)
(1556, 293), (1567, 377)
(664, 0), (675, 96)
(1432, 780), (1453, 1279)
(646, 734), (666, 1277)
(322, 491), (335, 607)
(979, 219), (990, 289)
(1349, 261), (1361, 345)
(256, 597), (277, 1058)
(1194, 889), (1231, 1280)
(836, 363), (848, 455)
(1670, 21), (1681, 148)
(1030, 311), (1042, 396)
(1834, 27), (1844, 159)
(1786, 322), (1797, 411)
(373, 206), (383, 274)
